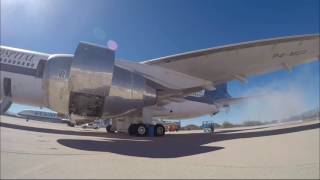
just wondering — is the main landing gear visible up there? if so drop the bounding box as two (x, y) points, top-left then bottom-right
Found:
(129, 123), (165, 137)
(106, 125), (116, 133)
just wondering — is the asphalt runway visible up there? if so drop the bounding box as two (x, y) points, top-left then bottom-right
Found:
(1, 115), (319, 179)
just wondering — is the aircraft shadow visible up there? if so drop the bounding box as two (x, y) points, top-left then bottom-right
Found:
(214, 126), (268, 134)
(0, 122), (113, 138)
(1, 121), (319, 158)
(57, 123), (319, 158)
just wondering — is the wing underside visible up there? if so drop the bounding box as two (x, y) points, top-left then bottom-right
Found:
(143, 34), (319, 86)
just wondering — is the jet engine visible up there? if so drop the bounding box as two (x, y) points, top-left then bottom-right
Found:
(44, 42), (157, 123)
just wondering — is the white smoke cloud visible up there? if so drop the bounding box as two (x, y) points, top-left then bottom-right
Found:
(239, 84), (308, 122)
(236, 62), (319, 122)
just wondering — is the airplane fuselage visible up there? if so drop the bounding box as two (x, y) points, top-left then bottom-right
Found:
(0, 46), (219, 120)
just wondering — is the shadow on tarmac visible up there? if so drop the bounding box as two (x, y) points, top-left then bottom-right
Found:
(1, 121), (319, 158)
(214, 126), (268, 134)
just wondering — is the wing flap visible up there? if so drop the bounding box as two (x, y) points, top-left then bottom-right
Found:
(115, 60), (213, 90)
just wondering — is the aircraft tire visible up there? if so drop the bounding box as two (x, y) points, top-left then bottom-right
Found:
(136, 123), (147, 136)
(106, 125), (115, 133)
(154, 124), (165, 137)
(128, 124), (138, 135)
(67, 122), (75, 127)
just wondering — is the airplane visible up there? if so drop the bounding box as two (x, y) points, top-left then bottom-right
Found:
(0, 34), (319, 137)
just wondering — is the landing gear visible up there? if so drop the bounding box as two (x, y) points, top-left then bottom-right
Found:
(128, 124), (138, 135)
(136, 123), (147, 136)
(154, 124), (165, 137)
(128, 123), (165, 137)
(67, 122), (75, 127)
(106, 125), (115, 133)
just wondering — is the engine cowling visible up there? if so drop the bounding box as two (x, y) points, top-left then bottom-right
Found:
(45, 42), (157, 121)
(103, 66), (157, 117)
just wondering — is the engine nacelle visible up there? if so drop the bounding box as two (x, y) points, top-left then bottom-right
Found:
(44, 42), (157, 121)
(44, 54), (73, 115)
(68, 42), (115, 118)
(103, 66), (157, 117)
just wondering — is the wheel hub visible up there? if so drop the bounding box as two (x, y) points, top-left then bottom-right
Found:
(156, 126), (164, 135)
(137, 126), (146, 135)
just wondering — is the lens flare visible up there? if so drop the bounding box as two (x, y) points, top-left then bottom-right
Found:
(107, 40), (118, 51)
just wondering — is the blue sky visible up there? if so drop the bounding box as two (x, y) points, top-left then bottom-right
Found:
(1, 0), (319, 126)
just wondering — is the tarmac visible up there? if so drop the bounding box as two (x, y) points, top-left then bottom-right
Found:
(1, 115), (319, 179)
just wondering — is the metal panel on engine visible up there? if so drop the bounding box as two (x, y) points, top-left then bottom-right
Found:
(103, 66), (157, 117)
(69, 42), (115, 117)
(44, 55), (73, 115)
(70, 42), (115, 96)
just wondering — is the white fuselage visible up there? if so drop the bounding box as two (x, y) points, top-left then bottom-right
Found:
(0, 46), (49, 107)
(150, 100), (219, 120)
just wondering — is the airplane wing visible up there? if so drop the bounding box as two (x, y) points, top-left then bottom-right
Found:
(142, 34), (319, 86)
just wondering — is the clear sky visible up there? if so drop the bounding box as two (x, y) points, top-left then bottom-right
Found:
(1, 0), (319, 126)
